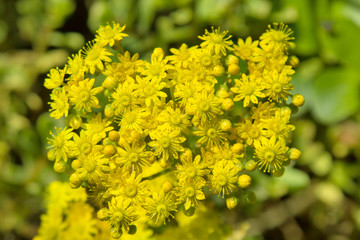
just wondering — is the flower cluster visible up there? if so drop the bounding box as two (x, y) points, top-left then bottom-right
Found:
(42, 22), (303, 238)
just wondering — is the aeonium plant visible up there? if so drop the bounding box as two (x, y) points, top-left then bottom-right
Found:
(36, 22), (303, 239)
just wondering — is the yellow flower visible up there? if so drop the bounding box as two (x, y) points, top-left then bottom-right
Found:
(143, 190), (177, 225)
(142, 48), (172, 81)
(44, 67), (66, 89)
(168, 43), (197, 68)
(95, 22), (128, 47)
(119, 108), (148, 134)
(192, 120), (227, 147)
(47, 127), (74, 163)
(198, 27), (233, 55)
(148, 124), (186, 162)
(134, 75), (167, 107)
(107, 197), (139, 237)
(193, 48), (221, 69)
(233, 37), (259, 60)
(111, 172), (149, 204)
(73, 130), (102, 158)
(82, 41), (113, 74)
(85, 113), (114, 139)
(251, 102), (276, 121)
(68, 78), (103, 112)
(254, 136), (289, 173)
(49, 88), (69, 119)
(111, 77), (140, 115)
(75, 152), (110, 186)
(176, 181), (205, 210)
(238, 119), (266, 146)
(231, 74), (265, 107)
(176, 149), (209, 186)
(66, 52), (86, 83)
(157, 104), (192, 135)
(261, 109), (295, 141)
(186, 89), (223, 126)
(116, 141), (152, 173)
(263, 70), (293, 102)
(260, 23), (294, 52)
(210, 160), (239, 197)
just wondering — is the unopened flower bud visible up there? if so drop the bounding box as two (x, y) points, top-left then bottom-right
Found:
(103, 144), (116, 156)
(68, 114), (82, 129)
(212, 65), (225, 77)
(238, 174), (252, 188)
(71, 159), (81, 170)
(220, 119), (232, 131)
(231, 143), (244, 154)
(288, 55), (299, 67)
(108, 130), (120, 142)
(162, 181), (173, 193)
(69, 173), (82, 188)
(222, 98), (234, 111)
(225, 54), (239, 66)
(228, 64), (240, 76)
(245, 160), (257, 171)
(226, 197), (239, 209)
(54, 160), (66, 173)
(102, 76), (117, 89)
(104, 104), (114, 118)
(292, 94), (305, 107)
(97, 208), (109, 220)
(288, 148), (301, 160)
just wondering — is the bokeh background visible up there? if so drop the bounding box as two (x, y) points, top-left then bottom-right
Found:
(1, 0), (360, 239)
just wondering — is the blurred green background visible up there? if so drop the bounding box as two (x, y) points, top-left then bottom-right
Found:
(1, 0), (360, 239)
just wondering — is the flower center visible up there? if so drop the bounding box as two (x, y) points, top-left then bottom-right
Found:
(79, 90), (90, 102)
(144, 85), (156, 96)
(218, 175), (228, 186)
(264, 151), (275, 162)
(160, 137), (171, 148)
(248, 127), (260, 139)
(186, 166), (197, 178)
(54, 137), (64, 148)
(113, 211), (124, 222)
(185, 187), (195, 198)
(129, 152), (139, 163)
(198, 102), (210, 112)
(170, 115), (181, 125)
(272, 83), (282, 93)
(119, 95), (131, 106)
(125, 184), (138, 198)
(124, 112), (137, 123)
(207, 128), (217, 138)
(201, 56), (212, 67)
(80, 142), (92, 155)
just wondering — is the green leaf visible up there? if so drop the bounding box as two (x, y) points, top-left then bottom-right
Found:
(312, 68), (360, 125)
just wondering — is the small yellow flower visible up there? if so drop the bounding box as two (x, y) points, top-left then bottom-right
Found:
(233, 37), (259, 60)
(44, 67), (66, 89)
(254, 136), (289, 173)
(68, 78), (103, 112)
(143, 190), (178, 224)
(260, 23), (294, 52)
(116, 141), (152, 173)
(49, 88), (69, 119)
(198, 27), (233, 55)
(47, 127), (74, 163)
(210, 160), (239, 197)
(95, 22), (128, 47)
(82, 41), (113, 74)
(148, 124), (186, 162)
(231, 74), (265, 107)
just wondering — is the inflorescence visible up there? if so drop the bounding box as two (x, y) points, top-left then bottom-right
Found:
(38, 22), (303, 239)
